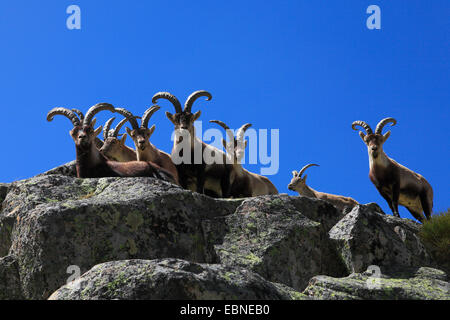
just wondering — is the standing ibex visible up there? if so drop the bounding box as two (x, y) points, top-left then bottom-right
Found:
(114, 106), (180, 185)
(47, 103), (176, 183)
(152, 91), (231, 197)
(352, 118), (433, 222)
(210, 120), (278, 197)
(100, 117), (138, 162)
(288, 164), (358, 212)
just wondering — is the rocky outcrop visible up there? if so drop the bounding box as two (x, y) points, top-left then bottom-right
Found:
(0, 183), (9, 205)
(329, 204), (432, 273)
(304, 266), (450, 300)
(48, 258), (308, 300)
(215, 195), (347, 291)
(0, 162), (446, 300)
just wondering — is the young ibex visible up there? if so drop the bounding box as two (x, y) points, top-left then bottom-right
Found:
(152, 91), (230, 197)
(210, 120), (278, 197)
(288, 163), (358, 212)
(352, 118), (433, 222)
(114, 106), (180, 185)
(99, 117), (138, 162)
(47, 103), (176, 183)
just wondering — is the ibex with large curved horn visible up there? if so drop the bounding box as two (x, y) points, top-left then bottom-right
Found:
(114, 106), (180, 185)
(211, 120), (278, 197)
(352, 117), (433, 222)
(288, 163), (358, 212)
(47, 103), (176, 183)
(99, 116), (138, 162)
(153, 90), (231, 197)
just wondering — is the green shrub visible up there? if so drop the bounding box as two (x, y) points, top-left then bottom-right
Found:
(419, 209), (450, 272)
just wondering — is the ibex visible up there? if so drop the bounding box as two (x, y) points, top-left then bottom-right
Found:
(114, 106), (180, 185)
(47, 103), (176, 183)
(72, 108), (104, 149)
(288, 163), (358, 212)
(352, 117), (433, 222)
(152, 91), (231, 197)
(210, 120), (278, 197)
(99, 116), (138, 162)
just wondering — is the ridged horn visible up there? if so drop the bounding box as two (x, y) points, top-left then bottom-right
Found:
(375, 117), (397, 134)
(46, 107), (81, 127)
(298, 163), (319, 177)
(236, 123), (252, 144)
(112, 116), (140, 137)
(351, 121), (373, 135)
(152, 92), (182, 113)
(103, 117), (116, 139)
(210, 120), (234, 142)
(114, 108), (140, 130)
(83, 103), (115, 126)
(141, 105), (161, 129)
(184, 90), (212, 112)
(72, 108), (85, 121)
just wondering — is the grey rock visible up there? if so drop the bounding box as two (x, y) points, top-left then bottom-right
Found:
(303, 266), (450, 300)
(0, 255), (23, 300)
(329, 204), (432, 273)
(215, 194), (347, 291)
(3, 174), (242, 299)
(48, 258), (308, 300)
(37, 161), (77, 178)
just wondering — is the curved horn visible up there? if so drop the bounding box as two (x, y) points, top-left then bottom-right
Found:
(103, 117), (116, 139)
(298, 163), (319, 178)
(141, 105), (161, 129)
(351, 121), (373, 135)
(114, 108), (140, 130)
(152, 92), (182, 113)
(83, 103), (115, 126)
(72, 108), (85, 121)
(210, 120), (234, 142)
(112, 116), (140, 137)
(236, 123), (252, 143)
(47, 107), (81, 127)
(184, 90), (212, 112)
(375, 117), (397, 134)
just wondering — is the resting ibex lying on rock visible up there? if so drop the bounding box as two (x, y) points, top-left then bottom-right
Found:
(288, 164), (358, 212)
(152, 91), (230, 197)
(210, 120), (278, 197)
(99, 117), (138, 162)
(47, 104), (176, 183)
(352, 117), (433, 222)
(114, 106), (180, 185)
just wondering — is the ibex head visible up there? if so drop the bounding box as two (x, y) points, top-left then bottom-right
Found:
(210, 120), (251, 163)
(352, 118), (397, 159)
(152, 91), (212, 133)
(288, 163), (319, 191)
(115, 106), (159, 152)
(47, 103), (115, 150)
(100, 116), (139, 161)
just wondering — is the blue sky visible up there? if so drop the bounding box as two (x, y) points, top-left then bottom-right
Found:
(0, 1), (448, 218)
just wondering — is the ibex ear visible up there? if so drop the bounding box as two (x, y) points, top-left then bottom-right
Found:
(165, 111), (176, 125)
(302, 174), (308, 182)
(193, 110), (201, 121)
(126, 127), (133, 137)
(244, 140), (248, 149)
(359, 131), (366, 143)
(383, 131), (391, 142)
(91, 118), (97, 128)
(148, 125), (156, 136)
(94, 126), (103, 137)
(120, 133), (127, 145)
(292, 171), (298, 177)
